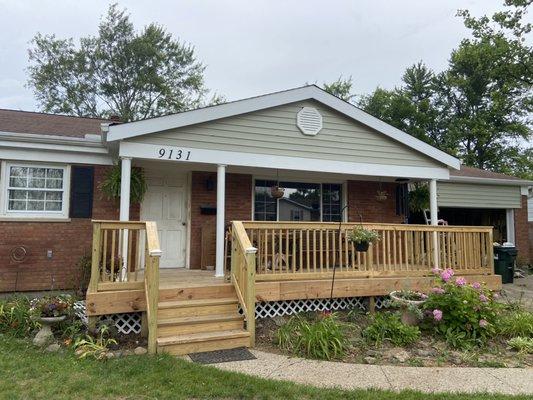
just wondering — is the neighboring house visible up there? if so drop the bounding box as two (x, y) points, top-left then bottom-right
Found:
(0, 85), (531, 296)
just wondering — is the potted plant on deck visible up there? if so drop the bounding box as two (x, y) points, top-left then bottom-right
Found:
(389, 290), (428, 326)
(348, 226), (380, 252)
(30, 294), (74, 346)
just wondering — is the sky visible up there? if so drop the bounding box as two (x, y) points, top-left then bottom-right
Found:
(0, 0), (506, 111)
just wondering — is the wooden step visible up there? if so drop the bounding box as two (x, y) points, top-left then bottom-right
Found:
(158, 298), (239, 319)
(159, 283), (236, 303)
(157, 329), (251, 355)
(157, 314), (244, 336)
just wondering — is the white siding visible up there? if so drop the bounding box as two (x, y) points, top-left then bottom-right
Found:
(528, 196), (533, 221)
(437, 182), (522, 209)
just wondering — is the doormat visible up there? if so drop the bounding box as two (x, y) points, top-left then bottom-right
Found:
(189, 347), (256, 364)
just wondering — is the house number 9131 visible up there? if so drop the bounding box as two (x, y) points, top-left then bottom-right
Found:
(157, 148), (191, 161)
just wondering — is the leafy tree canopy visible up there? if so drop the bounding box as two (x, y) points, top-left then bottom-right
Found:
(323, 0), (532, 179)
(27, 4), (221, 121)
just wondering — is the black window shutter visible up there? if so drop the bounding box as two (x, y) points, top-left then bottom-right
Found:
(70, 166), (94, 218)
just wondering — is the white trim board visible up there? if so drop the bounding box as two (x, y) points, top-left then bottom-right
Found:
(119, 141), (451, 180)
(108, 85), (460, 170)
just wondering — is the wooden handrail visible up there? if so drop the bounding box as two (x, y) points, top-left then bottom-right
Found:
(239, 221), (495, 280)
(230, 221), (257, 345)
(88, 220), (161, 354)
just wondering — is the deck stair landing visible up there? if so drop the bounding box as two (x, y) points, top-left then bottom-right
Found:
(156, 286), (251, 355)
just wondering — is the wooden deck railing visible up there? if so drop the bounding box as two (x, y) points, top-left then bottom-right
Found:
(88, 220), (161, 354)
(230, 221), (257, 345)
(238, 222), (494, 280)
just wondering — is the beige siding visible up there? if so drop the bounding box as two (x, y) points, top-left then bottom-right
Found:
(438, 182), (521, 209)
(130, 100), (440, 168)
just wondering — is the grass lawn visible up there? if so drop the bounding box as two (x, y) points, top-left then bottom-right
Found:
(0, 336), (529, 400)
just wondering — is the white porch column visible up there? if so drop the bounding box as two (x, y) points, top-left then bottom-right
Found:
(506, 209), (515, 244)
(120, 157), (132, 280)
(429, 179), (439, 268)
(119, 157), (132, 221)
(215, 164), (226, 277)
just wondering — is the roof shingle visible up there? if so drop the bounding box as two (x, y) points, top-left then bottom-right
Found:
(0, 109), (107, 138)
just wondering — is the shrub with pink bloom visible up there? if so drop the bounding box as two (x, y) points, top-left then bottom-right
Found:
(422, 267), (501, 347)
(431, 267), (441, 275)
(440, 268), (454, 282)
(455, 277), (467, 286)
(432, 309), (443, 321)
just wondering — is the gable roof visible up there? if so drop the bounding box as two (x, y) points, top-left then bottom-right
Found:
(107, 85), (460, 170)
(0, 109), (107, 138)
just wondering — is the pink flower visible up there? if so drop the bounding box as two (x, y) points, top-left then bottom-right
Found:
(471, 282), (481, 289)
(440, 269), (453, 282)
(479, 319), (488, 328)
(433, 309), (443, 321)
(431, 267), (441, 275)
(431, 287), (445, 294)
(493, 293), (500, 299)
(420, 293), (428, 300)
(479, 294), (488, 303)
(455, 277), (467, 286)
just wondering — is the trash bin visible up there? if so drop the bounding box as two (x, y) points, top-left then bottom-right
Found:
(493, 245), (518, 284)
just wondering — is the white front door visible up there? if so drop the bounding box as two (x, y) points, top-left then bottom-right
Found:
(141, 175), (188, 268)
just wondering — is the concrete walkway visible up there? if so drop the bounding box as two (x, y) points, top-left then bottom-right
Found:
(210, 350), (533, 395)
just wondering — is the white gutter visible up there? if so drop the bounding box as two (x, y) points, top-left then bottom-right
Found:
(0, 131), (104, 147)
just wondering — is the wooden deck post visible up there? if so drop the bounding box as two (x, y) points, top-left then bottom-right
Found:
(245, 248), (257, 346)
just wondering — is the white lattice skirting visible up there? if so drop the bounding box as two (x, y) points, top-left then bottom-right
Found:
(74, 296), (388, 334)
(74, 301), (142, 335)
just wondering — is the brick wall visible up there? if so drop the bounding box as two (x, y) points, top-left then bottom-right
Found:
(346, 181), (404, 223)
(514, 195), (531, 264)
(0, 165), (139, 292)
(189, 171), (252, 269)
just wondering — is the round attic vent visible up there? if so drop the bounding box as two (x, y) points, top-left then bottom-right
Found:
(297, 107), (323, 136)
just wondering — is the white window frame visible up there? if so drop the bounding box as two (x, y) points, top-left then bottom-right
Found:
(0, 161), (71, 220)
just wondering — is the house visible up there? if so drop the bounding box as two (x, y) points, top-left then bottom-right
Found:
(0, 85), (531, 354)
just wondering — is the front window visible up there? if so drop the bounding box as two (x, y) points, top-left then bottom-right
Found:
(254, 180), (342, 222)
(3, 163), (69, 218)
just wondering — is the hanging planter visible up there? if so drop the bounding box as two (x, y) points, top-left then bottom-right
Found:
(348, 226), (380, 252)
(270, 185), (285, 199)
(375, 190), (388, 202)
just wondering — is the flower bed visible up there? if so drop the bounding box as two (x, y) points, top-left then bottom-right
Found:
(256, 268), (533, 367)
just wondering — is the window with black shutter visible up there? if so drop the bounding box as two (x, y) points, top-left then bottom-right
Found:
(70, 166), (94, 218)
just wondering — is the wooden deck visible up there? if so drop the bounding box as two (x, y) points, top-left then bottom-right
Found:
(86, 220), (502, 355)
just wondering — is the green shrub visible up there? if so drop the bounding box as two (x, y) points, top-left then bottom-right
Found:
(0, 296), (38, 337)
(507, 337), (533, 354)
(498, 311), (533, 338)
(276, 314), (349, 360)
(423, 269), (501, 347)
(362, 312), (420, 347)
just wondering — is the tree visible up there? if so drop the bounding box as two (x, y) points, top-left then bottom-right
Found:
(27, 4), (217, 121)
(356, 0), (532, 175)
(322, 76), (357, 103)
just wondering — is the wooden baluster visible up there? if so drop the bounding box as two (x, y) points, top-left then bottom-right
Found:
(318, 228), (324, 272)
(110, 230), (116, 282)
(127, 228), (133, 281)
(381, 231), (386, 270)
(285, 229), (289, 273)
(313, 229), (317, 272)
(344, 229), (350, 270)
(392, 229), (397, 271)
(101, 230), (108, 281)
(325, 229), (330, 271)
(306, 229), (310, 272)
(299, 230), (303, 273)
(292, 229), (296, 273)
(271, 229), (275, 273)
